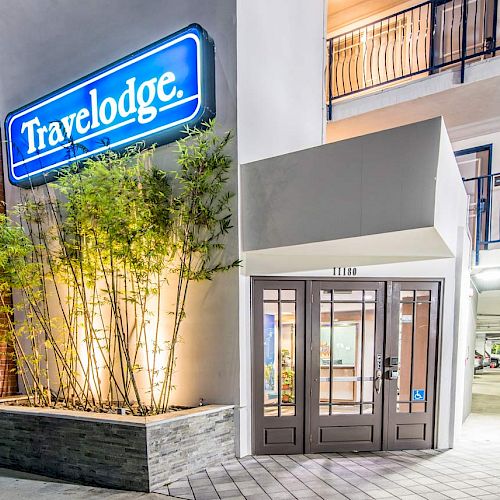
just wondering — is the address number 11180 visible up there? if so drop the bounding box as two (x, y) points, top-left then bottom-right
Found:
(333, 267), (357, 277)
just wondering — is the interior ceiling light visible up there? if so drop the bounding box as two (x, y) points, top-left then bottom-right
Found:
(476, 268), (500, 281)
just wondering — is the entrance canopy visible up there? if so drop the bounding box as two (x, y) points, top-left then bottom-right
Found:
(241, 118), (468, 275)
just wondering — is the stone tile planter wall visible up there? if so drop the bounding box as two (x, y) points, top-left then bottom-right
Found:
(0, 404), (235, 492)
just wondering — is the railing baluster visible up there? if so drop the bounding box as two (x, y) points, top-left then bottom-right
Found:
(452, 0), (457, 61)
(392, 15), (397, 80)
(409, 8), (414, 73)
(473, 0), (479, 52)
(424, 3), (430, 69)
(350, 30), (355, 92)
(341, 35), (347, 96)
(442, 1), (447, 64)
(328, 38), (334, 120)
(461, 0), (469, 82)
(346, 34), (351, 93)
(347, 33), (352, 93)
(492, 0), (498, 55)
(368, 24), (374, 86)
(400, 13), (405, 76)
(483, 0), (488, 51)
(354, 29), (361, 92)
(333, 38), (339, 99)
(430, 0), (437, 71)
(376, 21), (382, 84)
(384, 18), (390, 82)
(362, 28), (368, 88)
(416, 6), (422, 72)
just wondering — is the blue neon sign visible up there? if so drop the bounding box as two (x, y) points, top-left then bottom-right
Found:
(5, 24), (215, 187)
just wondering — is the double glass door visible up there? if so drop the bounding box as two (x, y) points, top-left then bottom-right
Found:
(252, 279), (440, 455)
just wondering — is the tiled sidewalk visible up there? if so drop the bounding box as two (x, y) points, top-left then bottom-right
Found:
(158, 414), (500, 500)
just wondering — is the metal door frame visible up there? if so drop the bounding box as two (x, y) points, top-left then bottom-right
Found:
(251, 276), (444, 454)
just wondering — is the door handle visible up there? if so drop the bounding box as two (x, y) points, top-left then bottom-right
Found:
(375, 369), (383, 394)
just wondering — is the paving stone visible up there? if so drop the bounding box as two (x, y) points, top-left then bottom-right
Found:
(215, 483), (240, 492)
(265, 493), (295, 500)
(419, 493), (450, 500)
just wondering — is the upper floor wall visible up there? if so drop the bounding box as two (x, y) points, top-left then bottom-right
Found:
(236, 0), (326, 165)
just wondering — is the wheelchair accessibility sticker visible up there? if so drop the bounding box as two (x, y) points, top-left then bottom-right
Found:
(412, 389), (425, 401)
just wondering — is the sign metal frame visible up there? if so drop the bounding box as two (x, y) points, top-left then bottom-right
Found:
(5, 23), (216, 188)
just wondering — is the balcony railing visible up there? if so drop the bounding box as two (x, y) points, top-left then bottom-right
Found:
(327, 0), (500, 117)
(463, 173), (500, 264)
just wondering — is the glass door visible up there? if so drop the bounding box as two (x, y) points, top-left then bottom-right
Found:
(309, 281), (385, 452)
(252, 278), (441, 454)
(252, 280), (305, 454)
(433, 0), (498, 68)
(456, 145), (497, 252)
(385, 281), (440, 450)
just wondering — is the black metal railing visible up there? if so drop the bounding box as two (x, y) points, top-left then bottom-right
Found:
(463, 172), (500, 264)
(327, 0), (500, 117)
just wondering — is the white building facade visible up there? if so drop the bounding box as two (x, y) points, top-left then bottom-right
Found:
(1, 0), (497, 458)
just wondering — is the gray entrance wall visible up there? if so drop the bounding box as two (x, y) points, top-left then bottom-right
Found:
(0, 0), (239, 410)
(241, 118), (443, 253)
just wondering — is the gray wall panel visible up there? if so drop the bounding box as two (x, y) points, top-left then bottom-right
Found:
(242, 118), (442, 251)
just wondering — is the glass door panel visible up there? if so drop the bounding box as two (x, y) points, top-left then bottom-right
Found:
(263, 301), (279, 413)
(310, 281), (385, 453)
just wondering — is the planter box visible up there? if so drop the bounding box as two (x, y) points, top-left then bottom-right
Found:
(0, 404), (235, 492)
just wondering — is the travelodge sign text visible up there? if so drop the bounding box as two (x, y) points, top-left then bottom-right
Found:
(5, 24), (215, 187)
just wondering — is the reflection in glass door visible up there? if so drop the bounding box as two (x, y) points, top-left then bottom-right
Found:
(263, 289), (297, 417)
(310, 282), (385, 452)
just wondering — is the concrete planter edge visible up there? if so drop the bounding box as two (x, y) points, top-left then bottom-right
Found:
(0, 404), (235, 492)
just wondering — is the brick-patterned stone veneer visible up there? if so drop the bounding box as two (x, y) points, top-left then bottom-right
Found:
(0, 404), (235, 492)
(0, 338), (17, 397)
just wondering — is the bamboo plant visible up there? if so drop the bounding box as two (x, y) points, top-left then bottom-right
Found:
(0, 120), (238, 415)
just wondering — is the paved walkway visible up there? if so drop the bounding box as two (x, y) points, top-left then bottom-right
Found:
(159, 369), (500, 500)
(160, 413), (500, 500)
(2, 372), (500, 499)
